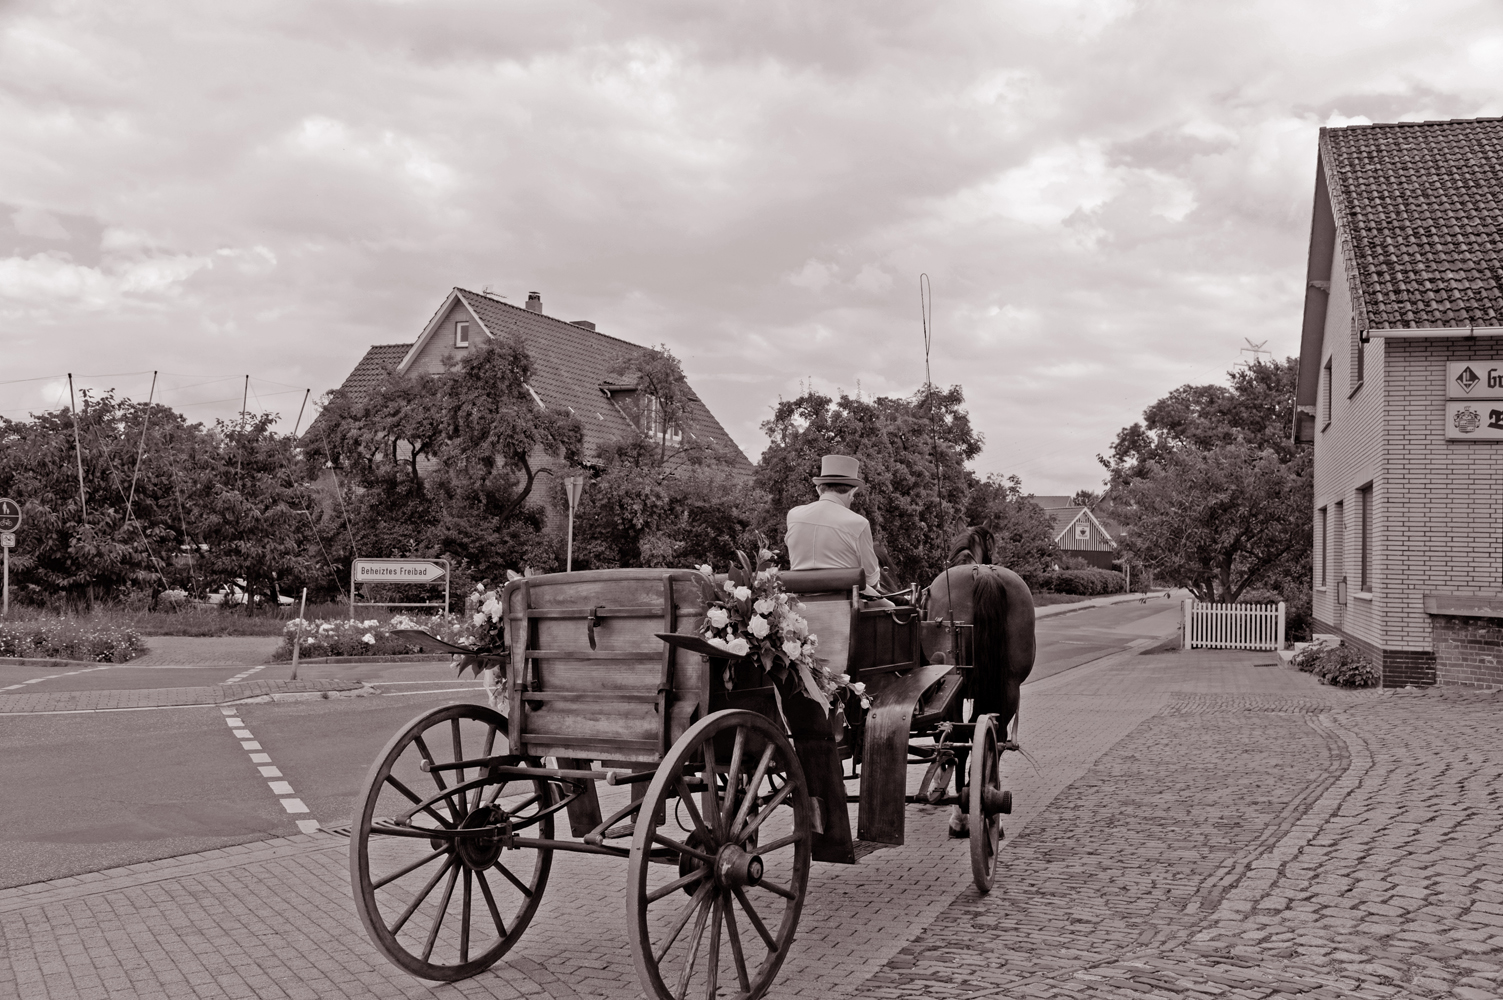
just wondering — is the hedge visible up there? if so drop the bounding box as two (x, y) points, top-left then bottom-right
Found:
(1034, 568), (1126, 596)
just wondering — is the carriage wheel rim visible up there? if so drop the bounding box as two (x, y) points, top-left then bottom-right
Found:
(970, 714), (1002, 891)
(349, 703), (552, 981)
(627, 709), (813, 1000)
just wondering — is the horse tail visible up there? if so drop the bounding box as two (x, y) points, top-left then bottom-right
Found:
(970, 567), (1009, 718)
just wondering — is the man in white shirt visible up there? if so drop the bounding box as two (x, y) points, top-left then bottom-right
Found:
(785, 455), (889, 603)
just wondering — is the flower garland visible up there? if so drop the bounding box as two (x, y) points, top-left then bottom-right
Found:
(696, 548), (867, 712)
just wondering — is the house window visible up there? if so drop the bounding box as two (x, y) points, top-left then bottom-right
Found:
(1358, 483), (1373, 592)
(644, 395), (683, 447)
(455, 321), (470, 348)
(1321, 357), (1333, 426)
(1318, 506), (1327, 586)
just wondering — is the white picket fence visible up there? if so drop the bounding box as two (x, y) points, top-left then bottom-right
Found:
(1182, 600), (1286, 651)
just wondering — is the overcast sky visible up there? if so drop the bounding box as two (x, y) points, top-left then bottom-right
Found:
(2, 1), (1500, 494)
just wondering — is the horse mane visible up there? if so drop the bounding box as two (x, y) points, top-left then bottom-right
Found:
(947, 525), (993, 566)
(969, 567), (1008, 716)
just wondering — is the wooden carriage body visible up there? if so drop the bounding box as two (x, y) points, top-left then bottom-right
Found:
(500, 566), (973, 858)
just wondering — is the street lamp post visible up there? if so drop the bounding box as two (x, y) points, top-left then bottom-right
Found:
(564, 474), (586, 572)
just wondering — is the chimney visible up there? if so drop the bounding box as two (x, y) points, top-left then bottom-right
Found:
(570, 320), (596, 331)
(525, 291), (542, 313)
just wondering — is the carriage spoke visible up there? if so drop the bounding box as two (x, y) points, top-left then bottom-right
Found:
(493, 861), (534, 898)
(653, 833), (715, 864)
(389, 855), (456, 935)
(755, 832), (801, 855)
(753, 877), (796, 900)
(372, 846), (449, 890)
(673, 778), (716, 844)
(414, 734), (464, 824)
(721, 887), (752, 993)
(473, 725), (499, 812)
(384, 774), (455, 830)
(420, 863), (461, 962)
(729, 745), (775, 835)
(703, 895), (722, 1000)
(719, 727), (747, 836)
(736, 781), (793, 844)
(460, 869), (472, 964)
(675, 891), (713, 1000)
(451, 718), (467, 812)
(654, 880), (715, 964)
(474, 868), (508, 938)
(731, 887), (777, 952)
(647, 867), (707, 903)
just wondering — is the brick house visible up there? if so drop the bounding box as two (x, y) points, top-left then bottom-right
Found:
(1033, 496), (1120, 571)
(1293, 118), (1503, 688)
(310, 287), (753, 496)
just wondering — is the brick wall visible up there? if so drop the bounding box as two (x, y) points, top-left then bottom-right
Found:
(1309, 615), (1437, 687)
(1431, 614), (1503, 688)
(1381, 338), (1503, 660)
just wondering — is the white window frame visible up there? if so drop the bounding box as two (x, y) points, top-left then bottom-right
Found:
(455, 321), (470, 348)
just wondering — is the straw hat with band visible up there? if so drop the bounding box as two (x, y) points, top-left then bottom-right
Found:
(811, 454), (864, 488)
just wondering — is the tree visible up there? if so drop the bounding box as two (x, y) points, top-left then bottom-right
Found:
(607, 345), (699, 466)
(964, 474), (1060, 582)
(755, 386), (982, 586)
(1105, 359), (1312, 603)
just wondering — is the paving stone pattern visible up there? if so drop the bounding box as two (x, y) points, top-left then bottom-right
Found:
(862, 687), (1503, 999)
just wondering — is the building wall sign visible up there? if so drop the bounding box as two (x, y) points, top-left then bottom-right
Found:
(1445, 401), (1503, 439)
(1446, 362), (1503, 399)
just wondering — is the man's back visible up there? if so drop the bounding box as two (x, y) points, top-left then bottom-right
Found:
(786, 497), (880, 590)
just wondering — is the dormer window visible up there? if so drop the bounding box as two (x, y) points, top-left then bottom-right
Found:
(644, 395), (683, 448)
(455, 321), (470, 348)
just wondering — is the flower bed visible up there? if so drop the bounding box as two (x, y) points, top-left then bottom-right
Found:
(270, 613), (476, 662)
(0, 618), (145, 663)
(1292, 640), (1378, 688)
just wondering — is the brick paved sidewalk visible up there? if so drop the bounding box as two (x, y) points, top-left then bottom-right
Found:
(4, 648), (1494, 999)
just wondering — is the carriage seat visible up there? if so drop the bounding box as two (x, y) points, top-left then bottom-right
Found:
(779, 568), (865, 594)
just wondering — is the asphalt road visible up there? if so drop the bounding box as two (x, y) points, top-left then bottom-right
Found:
(0, 599), (1181, 889)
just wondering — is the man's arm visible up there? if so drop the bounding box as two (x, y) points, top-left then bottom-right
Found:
(857, 524), (882, 596)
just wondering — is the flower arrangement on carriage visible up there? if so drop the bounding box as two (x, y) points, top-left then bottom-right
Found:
(694, 546), (867, 717)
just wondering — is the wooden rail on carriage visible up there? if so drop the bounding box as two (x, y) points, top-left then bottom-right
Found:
(349, 567), (1016, 999)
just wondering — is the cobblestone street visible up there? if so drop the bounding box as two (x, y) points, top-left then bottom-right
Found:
(1, 648), (1498, 999)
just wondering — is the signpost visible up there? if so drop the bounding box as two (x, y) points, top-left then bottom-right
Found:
(349, 558), (451, 619)
(0, 499), (19, 618)
(564, 474), (586, 573)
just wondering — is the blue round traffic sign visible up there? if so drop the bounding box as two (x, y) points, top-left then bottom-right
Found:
(0, 498), (21, 533)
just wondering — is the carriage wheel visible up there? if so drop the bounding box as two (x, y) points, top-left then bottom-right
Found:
(350, 703), (553, 981)
(627, 710), (813, 1000)
(969, 713), (1008, 892)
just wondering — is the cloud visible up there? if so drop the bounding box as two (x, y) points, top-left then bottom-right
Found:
(1, 0), (1500, 493)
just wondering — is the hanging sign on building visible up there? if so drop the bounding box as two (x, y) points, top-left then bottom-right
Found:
(1447, 362), (1503, 399)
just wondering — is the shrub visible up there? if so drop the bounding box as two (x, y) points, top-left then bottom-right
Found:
(1293, 641), (1378, 688)
(1035, 568), (1126, 596)
(0, 618), (145, 663)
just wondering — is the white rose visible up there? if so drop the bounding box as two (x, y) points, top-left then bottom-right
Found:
(696, 564), (714, 575)
(753, 598), (775, 615)
(748, 616), (770, 639)
(782, 638), (804, 660)
(723, 580), (736, 593)
(726, 637), (751, 657)
(733, 586), (752, 602)
(706, 635), (730, 650)
(362, 633), (376, 644)
(707, 607), (730, 629)
(850, 681), (866, 695)
(473, 612), (487, 626)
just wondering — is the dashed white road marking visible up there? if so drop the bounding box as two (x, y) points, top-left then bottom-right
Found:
(223, 665), (266, 685)
(220, 707), (320, 834)
(0, 664), (114, 692)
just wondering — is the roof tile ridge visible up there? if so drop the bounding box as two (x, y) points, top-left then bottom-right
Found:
(454, 286), (656, 352)
(1318, 130), (1373, 335)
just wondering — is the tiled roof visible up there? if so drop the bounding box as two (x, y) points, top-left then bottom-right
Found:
(450, 289), (753, 471)
(302, 343), (409, 441)
(1321, 118), (1503, 330)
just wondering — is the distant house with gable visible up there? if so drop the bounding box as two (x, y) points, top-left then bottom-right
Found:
(1033, 496), (1120, 570)
(1293, 117), (1503, 688)
(309, 287), (753, 490)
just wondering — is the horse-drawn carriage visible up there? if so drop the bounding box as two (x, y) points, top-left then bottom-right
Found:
(349, 562), (1032, 999)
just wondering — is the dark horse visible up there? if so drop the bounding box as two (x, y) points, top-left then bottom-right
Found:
(924, 526), (1036, 833)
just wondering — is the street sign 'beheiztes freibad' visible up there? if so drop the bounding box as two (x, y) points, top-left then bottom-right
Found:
(0, 499), (21, 533)
(352, 559), (448, 584)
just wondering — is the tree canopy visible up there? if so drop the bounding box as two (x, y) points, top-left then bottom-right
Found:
(1104, 358), (1311, 603)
